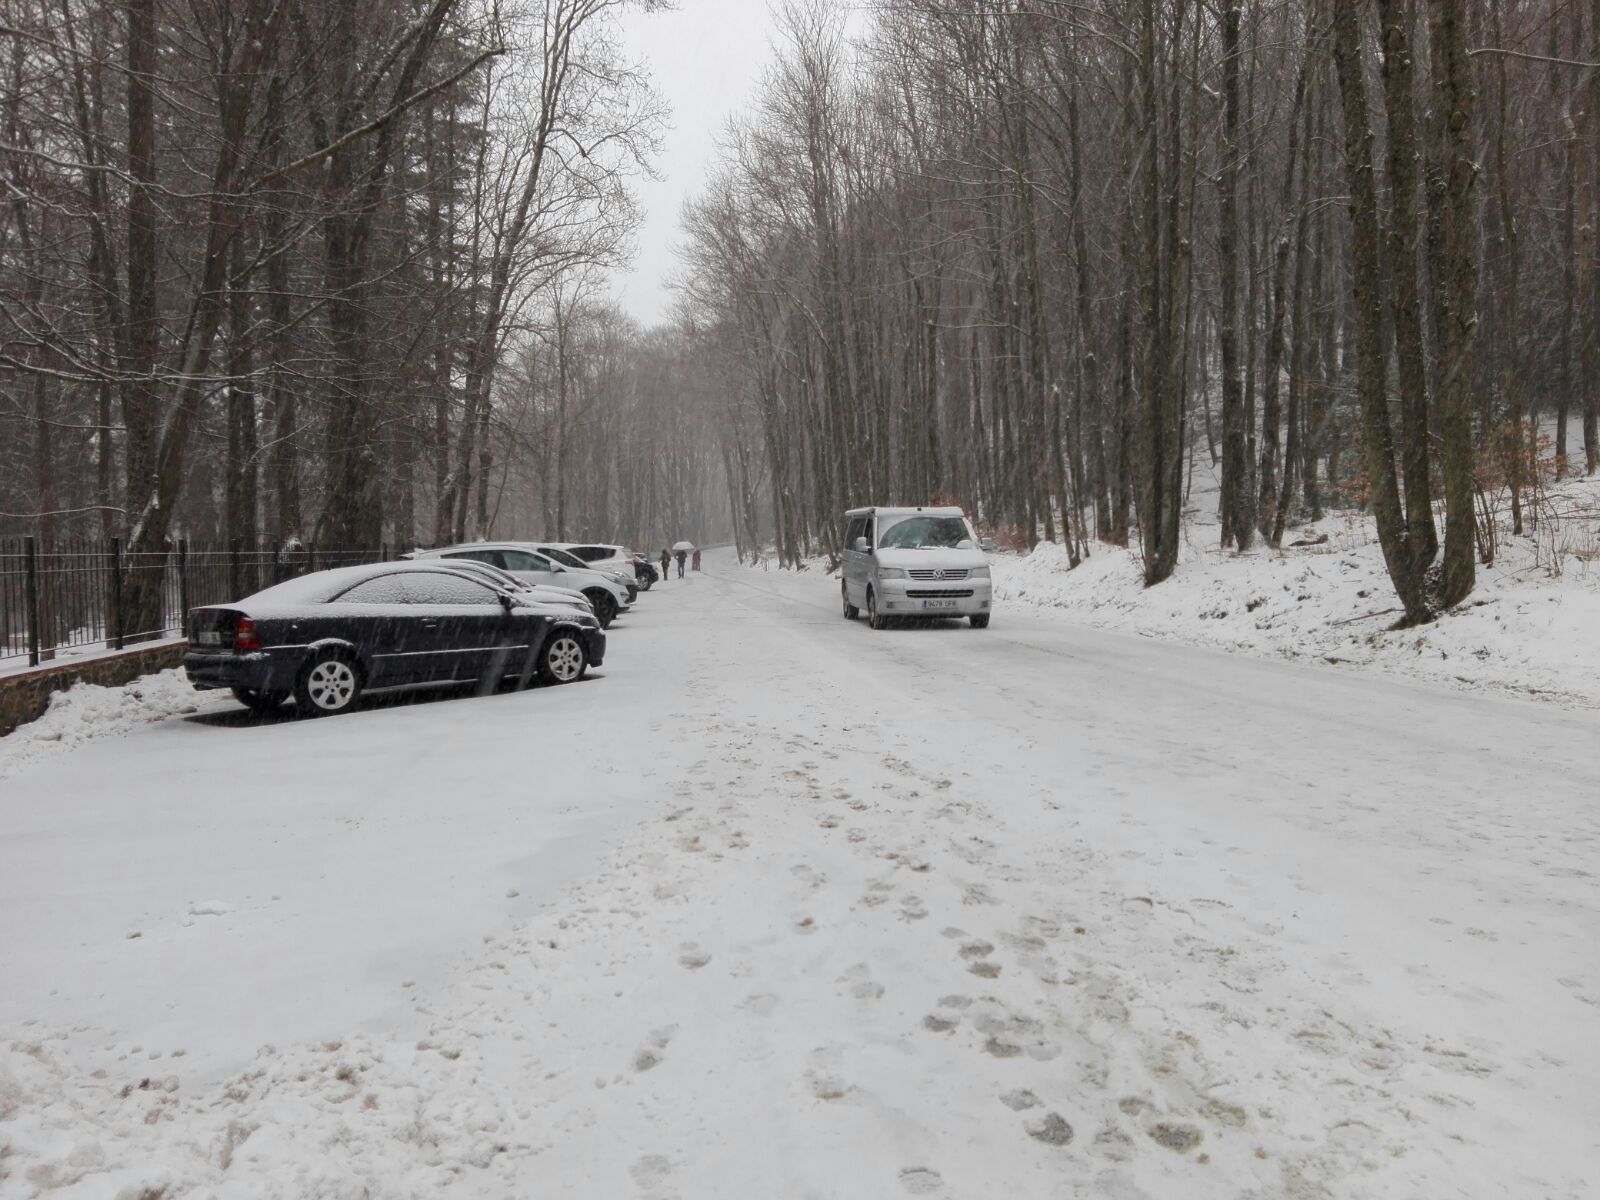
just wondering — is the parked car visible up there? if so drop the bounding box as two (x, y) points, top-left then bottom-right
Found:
(397, 555), (593, 613)
(550, 542), (650, 586)
(526, 544), (639, 604)
(840, 506), (993, 629)
(183, 563), (605, 717)
(630, 555), (659, 590)
(409, 543), (632, 628)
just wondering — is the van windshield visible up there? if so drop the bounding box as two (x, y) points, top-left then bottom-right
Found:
(878, 515), (971, 550)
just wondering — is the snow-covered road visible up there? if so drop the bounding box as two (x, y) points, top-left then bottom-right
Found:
(2, 553), (1596, 1198)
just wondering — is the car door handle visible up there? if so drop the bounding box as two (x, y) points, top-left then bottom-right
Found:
(420, 619), (439, 629)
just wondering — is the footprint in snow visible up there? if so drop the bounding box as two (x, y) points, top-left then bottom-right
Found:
(1147, 1122), (1203, 1153)
(676, 944), (711, 970)
(632, 1026), (677, 1073)
(898, 1167), (944, 1194)
(1027, 1112), (1075, 1146)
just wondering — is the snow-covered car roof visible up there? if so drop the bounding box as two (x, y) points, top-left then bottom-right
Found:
(231, 562), (502, 608)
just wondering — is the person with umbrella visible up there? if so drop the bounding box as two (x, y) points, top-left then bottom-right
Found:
(673, 540), (693, 578)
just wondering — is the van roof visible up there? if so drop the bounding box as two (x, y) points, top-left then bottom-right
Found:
(844, 506), (967, 518)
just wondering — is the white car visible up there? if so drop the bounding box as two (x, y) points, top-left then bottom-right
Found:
(546, 542), (640, 579)
(409, 544), (633, 628)
(399, 557), (595, 614)
(528, 544), (639, 600)
(840, 506), (993, 629)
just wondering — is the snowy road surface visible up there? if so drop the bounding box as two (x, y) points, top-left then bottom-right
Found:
(2, 552), (1596, 1198)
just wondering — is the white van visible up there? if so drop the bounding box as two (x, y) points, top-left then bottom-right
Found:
(840, 506), (992, 629)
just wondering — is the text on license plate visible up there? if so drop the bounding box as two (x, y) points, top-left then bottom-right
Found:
(919, 600), (958, 610)
(197, 630), (221, 646)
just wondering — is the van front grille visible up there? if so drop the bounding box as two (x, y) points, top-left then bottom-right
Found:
(908, 568), (968, 581)
(907, 588), (975, 599)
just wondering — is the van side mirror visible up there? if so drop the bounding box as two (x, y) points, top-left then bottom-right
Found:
(851, 536), (868, 553)
(979, 538), (997, 553)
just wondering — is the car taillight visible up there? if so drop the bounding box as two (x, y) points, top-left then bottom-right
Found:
(233, 617), (263, 653)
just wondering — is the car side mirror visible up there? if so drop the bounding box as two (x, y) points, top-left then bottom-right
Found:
(498, 592), (516, 612)
(852, 537), (868, 553)
(979, 538), (997, 553)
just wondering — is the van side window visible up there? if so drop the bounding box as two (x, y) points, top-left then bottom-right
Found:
(844, 517), (866, 549)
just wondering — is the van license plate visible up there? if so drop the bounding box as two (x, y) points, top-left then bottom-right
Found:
(197, 630), (220, 646)
(920, 600), (957, 610)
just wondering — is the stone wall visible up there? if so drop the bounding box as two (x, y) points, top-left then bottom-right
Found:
(0, 642), (187, 737)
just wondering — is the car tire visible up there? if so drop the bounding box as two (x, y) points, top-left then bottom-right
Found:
(536, 630), (588, 685)
(842, 582), (859, 620)
(232, 687), (288, 714)
(638, 574), (654, 592)
(969, 614), (991, 629)
(586, 590), (618, 629)
(866, 588), (887, 630)
(293, 650), (363, 717)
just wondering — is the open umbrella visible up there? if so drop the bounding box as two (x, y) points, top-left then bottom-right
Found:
(672, 540), (695, 552)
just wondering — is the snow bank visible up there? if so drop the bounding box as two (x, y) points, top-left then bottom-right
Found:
(988, 472), (1600, 708)
(0, 670), (201, 781)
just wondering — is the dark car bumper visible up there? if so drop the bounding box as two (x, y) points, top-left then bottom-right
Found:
(183, 649), (300, 693)
(582, 627), (606, 668)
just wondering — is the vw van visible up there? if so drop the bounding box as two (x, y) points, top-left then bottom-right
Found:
(840, 506), (992, 629)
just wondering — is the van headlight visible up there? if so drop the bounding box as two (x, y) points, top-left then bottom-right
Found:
(970, 565), (991, 579)
(877, 567), (906, 579)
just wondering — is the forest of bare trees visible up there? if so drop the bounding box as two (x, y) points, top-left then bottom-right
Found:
(676, 0), (1600, 623)
(5, 0), (1600, 627)
(0, 0), (715, 575)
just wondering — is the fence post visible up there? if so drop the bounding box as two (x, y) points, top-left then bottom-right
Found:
(179, 539), (190, 621)
(109, 536), (124, 650)
(24, 536), (41, 668)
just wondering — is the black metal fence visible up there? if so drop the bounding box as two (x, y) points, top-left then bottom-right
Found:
(0, 540), (389, 668)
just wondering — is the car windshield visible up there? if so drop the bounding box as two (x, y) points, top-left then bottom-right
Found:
(877, 515), (971, 550)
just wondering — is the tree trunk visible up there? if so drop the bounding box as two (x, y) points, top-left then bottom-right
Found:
(1332, 0), (1430, 622)
(1428, 0), (1479, 607)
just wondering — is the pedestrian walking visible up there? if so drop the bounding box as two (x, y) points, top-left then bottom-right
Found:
(675, 549), (687, 578)
(691, 549), (701, 572)
(659, 548), (671, 582)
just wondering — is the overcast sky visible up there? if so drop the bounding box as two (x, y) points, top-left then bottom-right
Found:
(610, 1), (779, 328)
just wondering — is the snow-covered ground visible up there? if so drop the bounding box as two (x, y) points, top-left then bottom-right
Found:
(2, 560), (1596, 1198)
(992, 464), (1600, 708)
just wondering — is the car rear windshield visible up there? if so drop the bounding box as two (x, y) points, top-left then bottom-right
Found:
(877, 515), (971, 550)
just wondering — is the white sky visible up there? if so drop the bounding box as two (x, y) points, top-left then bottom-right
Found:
(611, 0), (780, 328)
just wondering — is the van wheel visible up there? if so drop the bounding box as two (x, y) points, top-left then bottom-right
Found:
(969, 614), (990, 629)
(842, 583), (859, 620)
(866, 588), (888, 630)
(294, 651), (363, 717)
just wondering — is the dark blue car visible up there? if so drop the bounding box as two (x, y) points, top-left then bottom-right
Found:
(183, 563), (605, 717)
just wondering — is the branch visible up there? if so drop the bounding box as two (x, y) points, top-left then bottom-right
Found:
(1466, 47), (1600, 69)
(260, 46), (506, 187)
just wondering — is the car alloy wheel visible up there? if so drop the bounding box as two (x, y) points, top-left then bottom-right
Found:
(540, 634), (587, 684)
(842, 583), (858, 620)
(867, 589), (887, 630)
(299, 655), (360, 715)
